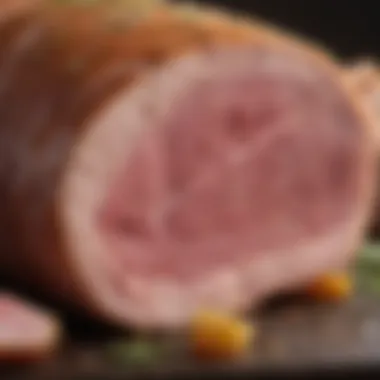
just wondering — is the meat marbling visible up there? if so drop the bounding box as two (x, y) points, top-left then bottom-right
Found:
(0, 1), (377, 329)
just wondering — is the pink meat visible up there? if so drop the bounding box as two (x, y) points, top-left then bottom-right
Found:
(61, 48), (376, 328)
(0, 293), (61, 361)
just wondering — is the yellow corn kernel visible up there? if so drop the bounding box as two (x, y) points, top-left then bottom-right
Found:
(306, 272), (353, 301)
(190, 310), (254, 361)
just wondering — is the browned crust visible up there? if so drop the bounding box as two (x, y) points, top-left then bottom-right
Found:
(0, 1), (376, 326)
(0, 5), (147, 308)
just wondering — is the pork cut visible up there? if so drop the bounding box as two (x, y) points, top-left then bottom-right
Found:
(0, 292), (61, 362)
(0, 1), (377, 329)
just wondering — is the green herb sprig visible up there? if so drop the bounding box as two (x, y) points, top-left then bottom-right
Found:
(356, 242), (380, 295)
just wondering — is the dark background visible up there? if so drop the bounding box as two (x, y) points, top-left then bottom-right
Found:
(178, 0), (380, 59)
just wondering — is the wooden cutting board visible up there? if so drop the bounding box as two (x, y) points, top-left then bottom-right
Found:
(2, 293), (380, 380)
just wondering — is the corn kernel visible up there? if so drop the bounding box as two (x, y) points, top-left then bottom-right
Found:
(306, 272), (353, 301)
(190, 310), (254, 361)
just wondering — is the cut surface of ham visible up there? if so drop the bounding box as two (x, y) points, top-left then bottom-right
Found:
(0, 2), (376, 330)
(62, 47), (375, 328)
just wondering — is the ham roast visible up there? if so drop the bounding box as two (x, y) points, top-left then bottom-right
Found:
(0, 0), (377, 329)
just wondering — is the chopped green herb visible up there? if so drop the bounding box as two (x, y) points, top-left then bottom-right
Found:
(358, 242), (380, 261)
(105, 338), (164, 367)
(355, 242), (380, 295)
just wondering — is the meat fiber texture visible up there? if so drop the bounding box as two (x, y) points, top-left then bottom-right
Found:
(0, 0), (377, 330)
(0, 292), (61, 362)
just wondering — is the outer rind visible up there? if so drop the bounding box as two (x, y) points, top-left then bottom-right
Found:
(345, 60), (380, 233)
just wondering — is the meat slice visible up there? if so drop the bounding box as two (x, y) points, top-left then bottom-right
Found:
(0, 293), (61, 362)
(0, 2), (376, 330)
